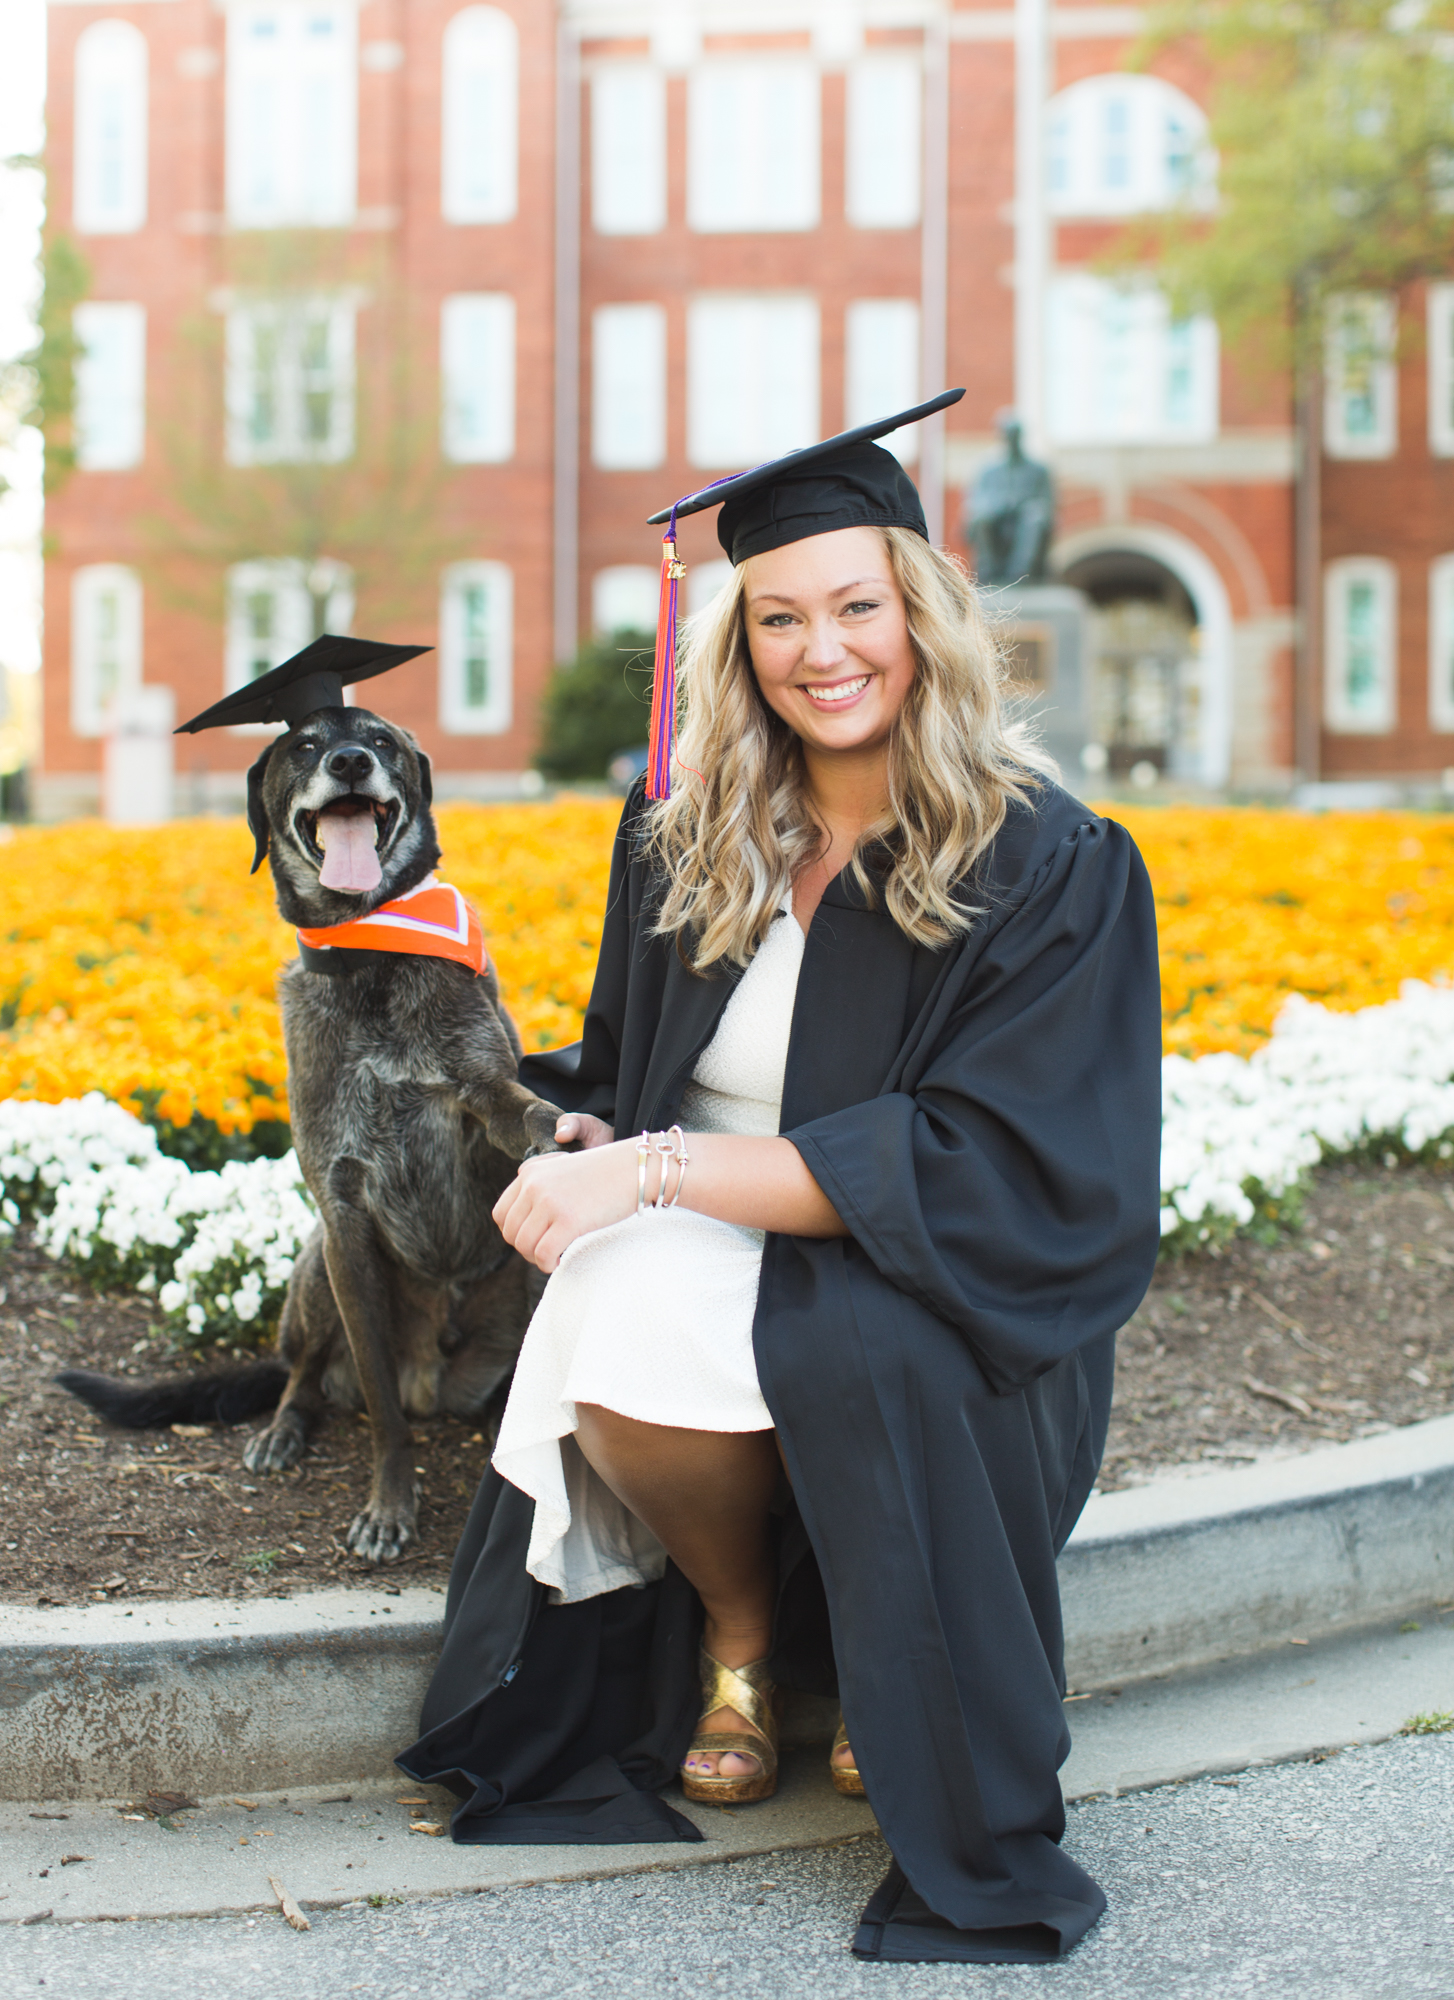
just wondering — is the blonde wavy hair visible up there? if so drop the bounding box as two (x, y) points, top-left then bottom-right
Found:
(645, 525), (1052, 971)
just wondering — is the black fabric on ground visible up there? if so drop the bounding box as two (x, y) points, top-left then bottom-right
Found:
(401, 779), (1160, 1960)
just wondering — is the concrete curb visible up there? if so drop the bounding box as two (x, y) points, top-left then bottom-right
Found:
(2, 1415), (1451, 1802)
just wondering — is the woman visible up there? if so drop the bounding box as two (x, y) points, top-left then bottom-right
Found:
(399, 397), (1162, 1965)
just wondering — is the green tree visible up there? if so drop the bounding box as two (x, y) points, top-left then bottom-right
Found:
(534, 631), (655, 782)
(1128, 0), (1454, 355)
(2, 211), (90, 500)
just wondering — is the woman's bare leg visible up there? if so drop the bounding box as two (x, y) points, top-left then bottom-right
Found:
(574, 1403), (778, 1779)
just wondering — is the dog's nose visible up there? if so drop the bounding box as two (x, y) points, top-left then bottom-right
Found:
(327, 747), (375, 785)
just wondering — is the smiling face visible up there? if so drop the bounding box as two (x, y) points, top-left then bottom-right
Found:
(741, 526), (916, 764)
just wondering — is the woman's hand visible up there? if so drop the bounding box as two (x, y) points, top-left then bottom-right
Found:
(493, 1139), (636, 1273)
(554, 1112), (615, 1151)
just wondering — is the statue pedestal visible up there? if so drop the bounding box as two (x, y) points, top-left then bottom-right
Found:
(982, 584), (1092, 784)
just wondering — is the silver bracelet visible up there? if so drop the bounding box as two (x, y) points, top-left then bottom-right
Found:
(664, 1124), (689, 1208)
(635, 1131), (651, 1214)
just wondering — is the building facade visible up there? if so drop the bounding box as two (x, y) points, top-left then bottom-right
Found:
(44, 0), (1422, 812)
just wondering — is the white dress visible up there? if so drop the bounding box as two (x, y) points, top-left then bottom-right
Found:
(492, 902), (805, 1604)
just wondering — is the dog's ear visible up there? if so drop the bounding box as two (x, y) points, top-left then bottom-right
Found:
(415, 749), (433, 807)
(245, 744), (275, 875)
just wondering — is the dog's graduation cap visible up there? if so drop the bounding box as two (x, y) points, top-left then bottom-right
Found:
(176, 633), (432, 736)
(641, 388), (965, 799)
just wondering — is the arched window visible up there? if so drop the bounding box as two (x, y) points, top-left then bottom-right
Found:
(226, 3), (358, 227)
(74, 20), (148, 234)
(1048, 74), (1209, 217)
(442, 8), (518, 225)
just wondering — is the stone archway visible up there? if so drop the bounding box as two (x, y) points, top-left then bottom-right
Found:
(1053, 523), (1235, 790)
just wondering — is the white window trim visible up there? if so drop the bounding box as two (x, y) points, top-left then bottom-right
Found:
(1045, 272), (1219, 445)
(686, 292), (821, 470)
(844, 53), (921, 230)
(71, 563), (143, 738)
(1430, 556), (1454, 732)
(74, 18), (149, 235)
(440, 561), (513, 735)
(687, 58), (821, 234)
(441, 6), (519, 225)
(1324, 556), (1398, 735)
(1047, 71), (1212, 220)
(440, 292), (516, 464)
(845, 299), (920, 460)
(591, 302), (668, 470)
(224, 296), (357, 466)
(225, 0), (359, 229)
(73, 301), (146, 470)
(592, 565), (660, 637)
(225, 558), (354, 731)
(1324, 294), (1398, 460)
(1429, 285), (1454, 458)
(590, 62), (667, 236)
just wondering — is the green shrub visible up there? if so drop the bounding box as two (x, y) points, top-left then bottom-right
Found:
(534, 630), (654, 782)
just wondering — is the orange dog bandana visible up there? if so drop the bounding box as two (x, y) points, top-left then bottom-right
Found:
(297, 876), (488, 975)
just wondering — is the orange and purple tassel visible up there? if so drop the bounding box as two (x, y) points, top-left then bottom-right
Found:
(646, 506), (685, 801)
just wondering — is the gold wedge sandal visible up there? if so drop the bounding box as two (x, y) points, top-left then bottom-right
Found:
(830, 1715), (866, 1797)
(679, 1652), (780, 1805)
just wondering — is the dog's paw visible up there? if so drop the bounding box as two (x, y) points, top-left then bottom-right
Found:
(346, 1501), (417, 1565)
(243, 1412), (307, 1474)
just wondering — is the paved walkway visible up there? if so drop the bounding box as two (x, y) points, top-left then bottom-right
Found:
(8, 1729), (1453, 1997)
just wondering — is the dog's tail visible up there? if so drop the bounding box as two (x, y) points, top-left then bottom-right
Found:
(54, 1362), (289, 1430)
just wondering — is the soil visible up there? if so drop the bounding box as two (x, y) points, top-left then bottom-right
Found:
(1, 1156), (1452, 1606)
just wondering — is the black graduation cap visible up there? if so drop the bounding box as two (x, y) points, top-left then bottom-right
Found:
(647, 387), (965, 563)
(175, 633), (432, 735)
(641, 388), (965, 798)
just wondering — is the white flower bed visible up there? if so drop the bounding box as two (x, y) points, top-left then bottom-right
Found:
(0, 1091), (317, 1344)
(4, 979), (1454, 1340)
(1160, 979), (1454, 1248)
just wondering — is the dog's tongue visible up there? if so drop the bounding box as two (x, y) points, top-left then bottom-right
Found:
(317, 806), (382, 894)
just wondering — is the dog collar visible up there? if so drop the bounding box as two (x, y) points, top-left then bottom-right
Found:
(296, 876), (488, 977)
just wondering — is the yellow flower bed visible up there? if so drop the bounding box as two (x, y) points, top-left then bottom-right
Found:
(1106, 805), (1454, 1059)
(0, 799), (1451, 1131)
(0, 799), (620, 1133)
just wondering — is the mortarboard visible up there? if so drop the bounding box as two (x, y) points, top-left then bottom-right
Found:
(642, 388), (965, 800)
(176, 633), (432, 736)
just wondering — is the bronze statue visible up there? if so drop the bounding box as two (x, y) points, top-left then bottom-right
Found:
(965, 412), (1055, 585)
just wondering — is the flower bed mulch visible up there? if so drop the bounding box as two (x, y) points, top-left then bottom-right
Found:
(1, 1155), (1452, 1607)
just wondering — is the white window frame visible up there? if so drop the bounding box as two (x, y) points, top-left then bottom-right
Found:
(1324, 557), (1398, 734)
(71, 563), (143, 737)
(845, 300), (920, 460)
(1429, 556), (1454, 732)
(225, 560), (354, 725)
(687, 60), (820, 234)
(1324, 294), (1397, 460)
(73, 302), (146, 471)
(441, 6), (518, 226)
(440, 293), (516, 464)
(687, 557), (736, 618)
(1047, 73), (1211, 219)
(591, 63), (667, 236)
(440, 562), (513, 735)
(74, 19), (149, 235)
(592, 566), (660, 637)
(1428, 285), (1454, 458)
(225, 1), (358, 229)
(845, 54), (921, 229)
(225, 297), (357, 466)
(1046, 274), (1218, 444)
(687, 293), (820, 470)
(592, 303), (668, 470)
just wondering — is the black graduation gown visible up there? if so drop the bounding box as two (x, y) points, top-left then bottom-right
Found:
(397, 779), (1162, 1964)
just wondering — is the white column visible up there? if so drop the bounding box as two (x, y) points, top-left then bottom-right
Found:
(1014, 0), (1051, 451)
(553, 22), (582, 662)
(918, 11), (950, 542)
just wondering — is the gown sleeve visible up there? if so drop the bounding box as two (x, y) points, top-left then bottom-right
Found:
(784, 815), (1161, 1395)
(517, 784), (644, 1125)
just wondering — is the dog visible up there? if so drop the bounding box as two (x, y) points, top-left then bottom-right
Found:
(58, 706), (559, 1561)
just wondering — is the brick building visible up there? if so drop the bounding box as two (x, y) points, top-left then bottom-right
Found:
(41, 0), (1429, 812)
